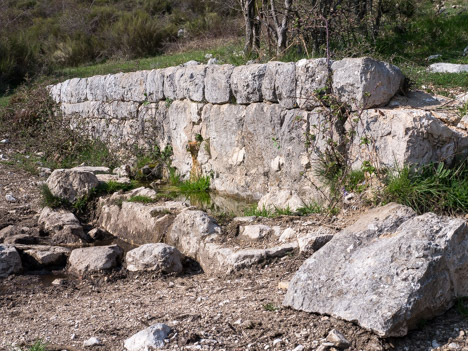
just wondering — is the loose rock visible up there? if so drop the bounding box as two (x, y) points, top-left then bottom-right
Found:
(126, 243), (183, 273)
(124, 323), (171, 351)
(284, 203), (468, 337)
(0, 245), (22, 278)
(68, 245), (123, 275)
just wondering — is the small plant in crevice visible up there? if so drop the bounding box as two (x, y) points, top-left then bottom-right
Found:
(179, 175), (211, 193)
(40, 184), (69, 209)
(456, 297), (468, 318)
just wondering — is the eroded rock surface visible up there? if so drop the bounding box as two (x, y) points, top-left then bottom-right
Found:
(68, 245), (123, 275)
(0, 244), (22, 277)
(38, 207), (87, 245)
(46, 168), (99, 203)
(284, 203), (468, 337)
(126, 243), (183, 273)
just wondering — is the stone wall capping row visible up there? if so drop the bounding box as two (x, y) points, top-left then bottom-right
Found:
(49, 57), (405, 111)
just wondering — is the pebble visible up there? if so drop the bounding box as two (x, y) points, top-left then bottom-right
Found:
(326, 329), (350, 349)
(5, 194), (16, 202)
(432, 340), (440, 348)
(292, 346), (304, 351)
(448, 343), (460, 350)
(83, 337), (102, 347)
(272, 338), (282, 346)
(278, 281), (289, 290)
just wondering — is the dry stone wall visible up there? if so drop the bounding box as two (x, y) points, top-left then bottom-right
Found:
(48, 57), (468, 206)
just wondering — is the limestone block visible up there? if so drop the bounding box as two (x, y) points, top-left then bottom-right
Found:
(231, 64), (267, 104)
(146, 69), (165, 102)
(332, 57), (404, 109)
(68, 245), (123, 275)
(262, 61), (296, 108)
(205, 64), (234, 104)
(295, 58), (329, 110)
(61, 78), (88, 104)
(86, 75), (107, 101)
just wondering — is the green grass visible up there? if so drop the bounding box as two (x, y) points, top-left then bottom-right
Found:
(179, 176), (211, 193)
(0, 95), (10, 108)
(401, 64), (468, 91)
(40, 183), (69, 209)
(383, 161), (468, 214)
(22, 341), (48, 351)
(53, 41), (246, 82)
(244, 202), (324, 218)
(262, 303), (279, 312)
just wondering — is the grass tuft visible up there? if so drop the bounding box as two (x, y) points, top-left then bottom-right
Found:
(383, 160), (468, 215)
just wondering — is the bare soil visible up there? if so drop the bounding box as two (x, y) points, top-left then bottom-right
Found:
(1, 159), (468, 351)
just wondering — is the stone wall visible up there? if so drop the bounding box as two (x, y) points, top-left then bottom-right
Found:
(48, 57), (467, 207)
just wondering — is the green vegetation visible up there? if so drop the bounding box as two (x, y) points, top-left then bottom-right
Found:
(262, 303), (279, 312)
(40, 183), (68, 209)
(20, 341), (48, 351)
(383, 161), (468, 215)
(456, 297), (468, 318)
(244, 202), (323, 218)
(56, 41), (245, 81)
(128, 195), (158, 204)
(0, 83), (119, 172)
(179, 176), (211, 193)
(0, 0), (239, 94)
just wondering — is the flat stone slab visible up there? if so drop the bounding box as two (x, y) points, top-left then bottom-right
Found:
(428, 63), (468, 73)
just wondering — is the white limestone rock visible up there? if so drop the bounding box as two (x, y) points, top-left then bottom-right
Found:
(332, 57), (404, 110)
(295, 58), (329, 110)
(428, 63), (468, 73)
(284, 204), (468, 337)
(231, 64), (267, 104)
(46, 169), (99, 203)
(0, 245), (22, 278)
(126, 243), (183, 273)
(124, 323), (171, 351)
(68, 245), (123, 275)
(38, 207), (87, 245)
(145, 69), (165, 102)
(205, 64), (234, 104)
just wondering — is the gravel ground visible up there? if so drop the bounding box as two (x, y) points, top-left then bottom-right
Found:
(1, 152), (468, 351)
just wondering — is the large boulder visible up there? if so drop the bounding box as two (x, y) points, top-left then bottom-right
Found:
(68, 245), (123, 275)
(284, 203), (468, 337)
(46, 169), (99, 203)
(332, 57), (404, 110)
(0, 245), (22, 278)
(348, 108), (467, 168)
(126, 243), (183, 273)
(124, 323), (171, 351)
(38, 207), (87, 245)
